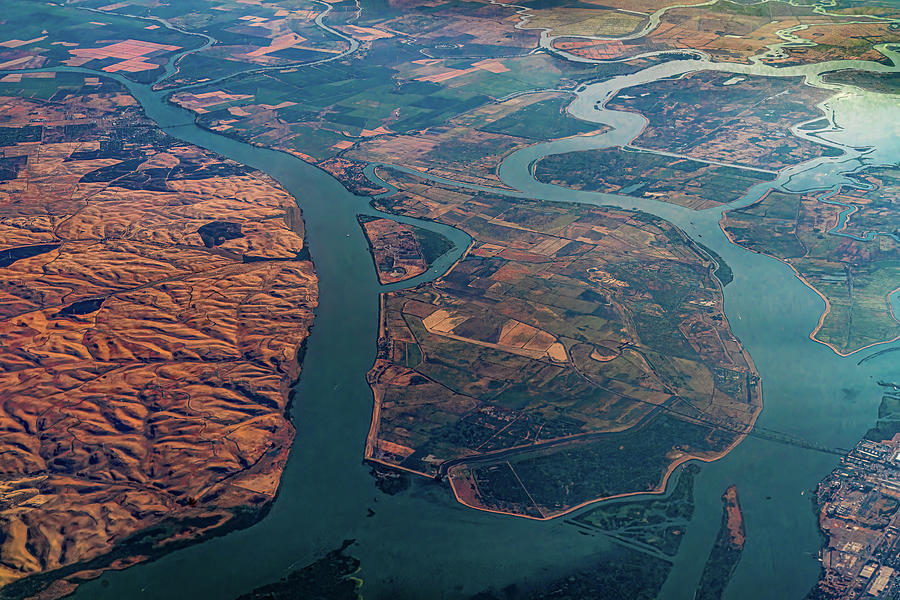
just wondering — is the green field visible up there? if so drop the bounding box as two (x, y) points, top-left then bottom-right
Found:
(536, 147), (774, 209)
(477, 96), (600, 140)
(723, 178), (900, 354)
(573, 463), (699, 556)
(469, 413), (731, 514)
(822, 70), (900, 95)
(0, 0), (201, 82)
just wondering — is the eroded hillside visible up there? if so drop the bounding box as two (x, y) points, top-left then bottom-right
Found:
(0, 78), (317, 597)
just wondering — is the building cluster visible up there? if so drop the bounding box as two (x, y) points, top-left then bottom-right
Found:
(812, 435), (900, 599)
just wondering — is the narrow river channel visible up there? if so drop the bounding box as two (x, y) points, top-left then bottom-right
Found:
(11, 42), (900, 600)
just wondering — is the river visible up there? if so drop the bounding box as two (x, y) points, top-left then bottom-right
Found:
(456, 50), (900, 600)
(8, 39), (898, 600)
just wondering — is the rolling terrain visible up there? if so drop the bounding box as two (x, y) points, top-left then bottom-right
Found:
(0, 78), (316, 597)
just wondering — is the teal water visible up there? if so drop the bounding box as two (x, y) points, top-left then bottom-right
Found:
(474, 52), (900, 600)
(5, 45), (899, 599)
(49, 70), (621, 600)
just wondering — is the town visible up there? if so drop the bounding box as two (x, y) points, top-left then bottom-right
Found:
(811, 427), (900, 599)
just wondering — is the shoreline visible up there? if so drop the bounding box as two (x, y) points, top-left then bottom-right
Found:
(718, 208), (900, 358)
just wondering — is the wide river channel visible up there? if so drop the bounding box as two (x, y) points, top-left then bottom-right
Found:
(28, 45), (900, 600)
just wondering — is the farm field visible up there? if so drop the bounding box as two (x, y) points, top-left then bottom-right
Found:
(169, 42), (654, 170)
(366, 168), (761, 518)
(70, 0), (351, 87)
(721, 169), (900, 355)
(0, 0), (201, 83)
(535, 147), (775, 210)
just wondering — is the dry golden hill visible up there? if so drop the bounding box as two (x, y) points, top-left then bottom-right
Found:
(0, 80), (316, 598)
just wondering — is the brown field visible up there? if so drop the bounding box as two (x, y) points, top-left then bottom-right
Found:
(64, 39), (181, 73)
(359, 0), (539, 51)
(0, 84), (316, 596)
(722, 485), (745, 548)
(777, 21), (900, 64)
(517, 0), (711, 13)
(526, 9), (645, 38)
(606, 71), (840, 171)
(360, 217), (430, 283)
(521, 0), (742, 40)
(550, 3), (890, 65)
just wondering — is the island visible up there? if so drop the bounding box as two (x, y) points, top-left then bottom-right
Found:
(694, 485), (746, 600)
(604, 71), (842, 172)
(357, 215), (453, 284)
(364, 167), (761, 519)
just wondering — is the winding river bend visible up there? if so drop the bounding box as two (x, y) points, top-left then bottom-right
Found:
(11, 42), (900, 600)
